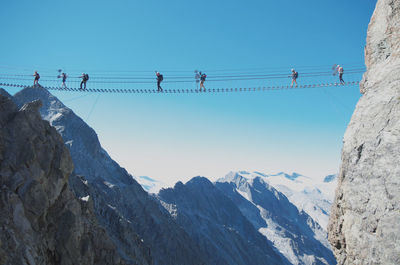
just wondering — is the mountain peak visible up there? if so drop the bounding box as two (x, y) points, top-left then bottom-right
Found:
(218, 171), (253, 187)
(0, 88), (12, 100)
(186, 176), (214, 189)
(13, 86), (69, 121)
(14, 86), (54, 103)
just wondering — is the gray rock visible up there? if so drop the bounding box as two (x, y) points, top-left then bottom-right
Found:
(157, 177), (289, 265)
(328, 0), (400, 264)
(217, 173), (336, 265)
(0, 94), (127, 265)
(13, 86), (208, 265)
(0, 88), (12, 100)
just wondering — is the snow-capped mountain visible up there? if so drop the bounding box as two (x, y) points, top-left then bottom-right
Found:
(8, 86), (337, 264)
(157, 177), (289, 265)
(12, 86), (209, 265)
(228, 171), (337, 230)
(217, 172), (336, 265)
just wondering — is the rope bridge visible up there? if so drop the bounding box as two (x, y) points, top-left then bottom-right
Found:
(0, 81), (360, 94)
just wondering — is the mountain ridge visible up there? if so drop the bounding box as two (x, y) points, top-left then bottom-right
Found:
(13, 86), (210, 265)
(9, 86), (337, 265)
(0, 94), (129, 264)
(158, 176), (289, 265)
(216, 172), (335, 265)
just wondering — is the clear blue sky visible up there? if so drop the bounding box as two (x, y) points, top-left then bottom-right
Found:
(1, 0), (377, 187)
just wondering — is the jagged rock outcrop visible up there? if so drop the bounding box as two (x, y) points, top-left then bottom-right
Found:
(0, 94), (129, 264)
(157, 177), (289, 265)
(217, 172), (336, 265)
(329, 0), (400, 264)
(0, 88), (12, 100)
(13, 87), (209, 265)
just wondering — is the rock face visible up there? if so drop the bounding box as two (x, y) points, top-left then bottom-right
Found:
(226, 171), (337, 231)
(7, 85), (341, 264)
(0, 88), (12, 100)
(158, 174), (336, 265)
(158, 177), (289, 265)
(0, 94), (127, 265)
(328, 0), (400, 264)
(217, 173), (335, 265)
(13, 87), (209, 265)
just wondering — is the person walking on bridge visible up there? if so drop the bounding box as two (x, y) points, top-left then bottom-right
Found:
(156, 71), (163, 92)
(79, 73), (89, 90)
(290, 69), (298, 88)
(60, 72), (68, 88)
(200, 72), (207, 92)
(337, 65), (344, 85)
(33, 71), (40, 86)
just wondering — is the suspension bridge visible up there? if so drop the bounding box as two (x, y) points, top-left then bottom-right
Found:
(0, 63), (364, 94)
(0, 81), (360, 94)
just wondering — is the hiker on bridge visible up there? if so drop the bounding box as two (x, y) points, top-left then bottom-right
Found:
(156, 72), (163, 92)
(199, 72), (207, 92)
(33, 71), (40, 86)
(337, 65), (344, 85)
(290, 69), (298, 88)
(79, 73), (89, 90)
(58, 72), (68, 88)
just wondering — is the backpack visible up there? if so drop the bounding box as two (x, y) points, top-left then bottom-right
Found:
(36, 73), (40, 79)
(85, 74), (89, 81)
(294, 72), (298, 78)
(159, 74), (163, 81)
(201, 74), (206, 81)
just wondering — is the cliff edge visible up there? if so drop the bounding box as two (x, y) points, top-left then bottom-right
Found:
(328, 0), (400, 264)
(0, 94), (128, 265)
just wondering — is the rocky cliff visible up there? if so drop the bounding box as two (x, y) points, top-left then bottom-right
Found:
(328, 0), (400, 264)
(157, 177), (289, 265)
(217, 173), (335, 265)
(157, 174), (337, 265)
(0, 94), (131, 265)
(13, 86), (209, 265)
